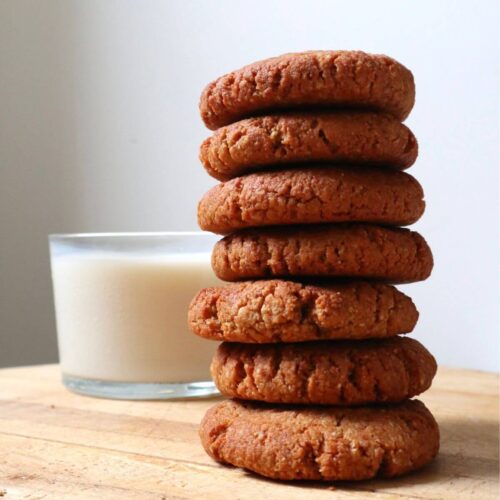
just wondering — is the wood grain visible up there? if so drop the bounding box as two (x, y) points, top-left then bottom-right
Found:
(0, 364), (498, 499)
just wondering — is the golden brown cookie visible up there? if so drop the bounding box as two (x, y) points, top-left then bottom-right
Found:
(200, 51), (415, 129)
(211, 337), (437, 405)
(188, 280), (418, 343)
(198, 167), (425, 234)
(200, 399), (439, 481)
(212, 224), (433, 283)
(200, 112), (418, 181)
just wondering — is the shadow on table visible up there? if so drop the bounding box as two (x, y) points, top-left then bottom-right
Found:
(239, 417), (499, 493)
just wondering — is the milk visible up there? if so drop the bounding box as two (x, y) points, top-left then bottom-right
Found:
(51, 252), (220, 383)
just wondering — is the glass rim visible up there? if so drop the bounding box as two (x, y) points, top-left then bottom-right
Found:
(49, 231), (209, 241)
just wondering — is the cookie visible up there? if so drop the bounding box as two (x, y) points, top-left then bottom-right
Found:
(200, 399), (439, 481)
(198, 167), (424, 234)
(212, 224), (433, 283)
(211, 337), (436, 405)
(200, 112), (418, 180)
(200, 51), (415, 129)
(188, 280), (418, 343)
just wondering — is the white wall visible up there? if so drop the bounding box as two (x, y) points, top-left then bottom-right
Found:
(1, 0), (498, 371)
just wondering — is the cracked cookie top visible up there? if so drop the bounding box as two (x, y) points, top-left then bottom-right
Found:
(200, 51), (415, 129)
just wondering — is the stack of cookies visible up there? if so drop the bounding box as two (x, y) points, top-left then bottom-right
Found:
(189, 51), (439, 482)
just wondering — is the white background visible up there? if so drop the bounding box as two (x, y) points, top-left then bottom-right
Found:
(1, 0), (498, 371)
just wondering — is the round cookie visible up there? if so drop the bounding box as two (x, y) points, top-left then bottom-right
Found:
(212, 224), (433, 283)
(188, 280), (418, 343)
(200, 112), (418, 181)
(200, 51), (415, 129)
(198, 167), (425, 234)
(211, 337), (437, 405)
(200, 399), (440, 481)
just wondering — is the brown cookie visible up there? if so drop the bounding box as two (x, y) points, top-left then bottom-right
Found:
(200, 51), (415, 129)
(211, 337), (437, 405)
(198, 167), (424, 234)
(200, 112), (418, 181)
(200, 399), (439, 481)
(212, 224), (433, 283)
(188, 280), (418, 343)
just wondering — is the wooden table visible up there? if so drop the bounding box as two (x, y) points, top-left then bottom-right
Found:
(0, 365), (498, 499)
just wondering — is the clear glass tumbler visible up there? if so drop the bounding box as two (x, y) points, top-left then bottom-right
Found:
(49, 232), (221, 400)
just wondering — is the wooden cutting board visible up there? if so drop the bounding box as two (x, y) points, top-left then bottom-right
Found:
(0, 364), (497, 499)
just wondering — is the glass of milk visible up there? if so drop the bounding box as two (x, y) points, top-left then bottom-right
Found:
(49, 232), (222, 400)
